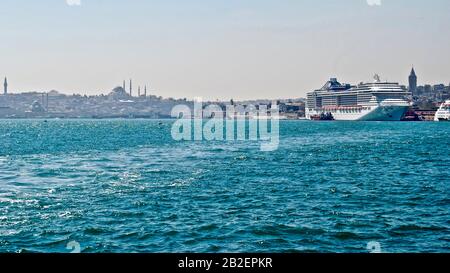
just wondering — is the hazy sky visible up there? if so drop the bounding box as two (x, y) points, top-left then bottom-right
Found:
(0, 0), (449, 100)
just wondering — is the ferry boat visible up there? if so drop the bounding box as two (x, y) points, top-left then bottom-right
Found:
(434, 100), (450, 121)
(306, 75), (411, 121)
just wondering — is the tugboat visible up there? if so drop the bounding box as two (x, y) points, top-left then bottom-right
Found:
(309, 112), (335, 121)
(434, 100), (450, 121)
(320, 112), (334, 121)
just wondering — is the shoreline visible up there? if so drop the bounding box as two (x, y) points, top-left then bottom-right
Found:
(0, 117), (440, 122)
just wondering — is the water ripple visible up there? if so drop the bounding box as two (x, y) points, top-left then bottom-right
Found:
(0, 120), (449, 253)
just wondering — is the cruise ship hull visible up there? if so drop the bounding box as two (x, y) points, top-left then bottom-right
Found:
(306, 105), (409, 121)
(358, 105), (409, 121)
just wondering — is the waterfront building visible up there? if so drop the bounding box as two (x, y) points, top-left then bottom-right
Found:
(433, 84), (446, 92)
(416, 86), (424, 95)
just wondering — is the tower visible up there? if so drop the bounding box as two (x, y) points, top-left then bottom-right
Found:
(3, 77), (7, 95)
(144, 85), (147, 97)
(409, 67), (417, 95)
(123, 80), (126, 92)
(138, 86), (141, 97)
(129, 79), (132, 97)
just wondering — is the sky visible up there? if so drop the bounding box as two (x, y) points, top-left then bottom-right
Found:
(0, 0), (449, 100)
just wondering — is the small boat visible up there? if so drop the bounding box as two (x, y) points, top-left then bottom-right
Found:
(434, 100), (450, 121)
(310, 113), (334, 121)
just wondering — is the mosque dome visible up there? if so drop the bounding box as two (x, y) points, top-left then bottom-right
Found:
(30, 101), (45, 113)
(108, 86), (130, 100)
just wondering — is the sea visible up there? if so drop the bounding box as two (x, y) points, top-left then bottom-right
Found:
(0, 120), (448, 253)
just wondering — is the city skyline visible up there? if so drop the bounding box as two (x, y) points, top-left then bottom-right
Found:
(1, 0), (449, 100)
(2, 67), (449, 99)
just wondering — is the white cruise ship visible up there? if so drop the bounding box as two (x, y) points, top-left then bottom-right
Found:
(306, 75), (411, 121)
(434, 100), (450, 121)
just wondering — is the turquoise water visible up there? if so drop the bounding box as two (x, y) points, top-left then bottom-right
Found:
(0, 120), (449, 253)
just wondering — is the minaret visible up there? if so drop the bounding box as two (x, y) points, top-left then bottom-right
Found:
(129, 79), (132, 97)
(409, 67), (417, 95)
(123, 80), (126, 92)
(3, 77), (7, 95)
(144, 85), (147, 97)
(138, 86), (141, 97)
